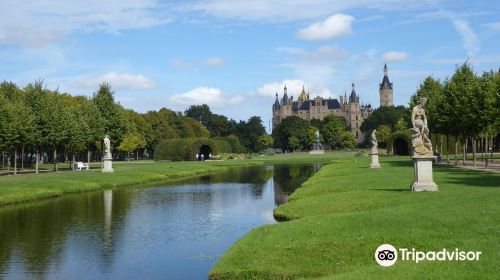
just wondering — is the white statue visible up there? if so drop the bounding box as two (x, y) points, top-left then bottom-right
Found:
(411, 97), (433, 156)
(371, 129), (378, 154)
(103, 135), (112, 159)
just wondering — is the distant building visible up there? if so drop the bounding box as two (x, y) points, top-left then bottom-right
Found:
(272, 63), (393, 144)
(379, 63), (394, 106)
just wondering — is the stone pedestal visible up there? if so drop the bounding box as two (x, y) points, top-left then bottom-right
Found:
(410, 156), (438, 192)
(370, 153), (380, 168)
(309, 142), (325, 154)
(102, 158), (114, 173)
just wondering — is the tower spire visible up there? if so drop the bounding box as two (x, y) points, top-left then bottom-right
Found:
(384, 62), (388, 76)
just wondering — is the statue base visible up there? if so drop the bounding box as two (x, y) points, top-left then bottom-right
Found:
(370, 153), (380, 168)
(309, 142), (324, 154)
(102, 158), (114, 173)
(410, 155), (438, 192)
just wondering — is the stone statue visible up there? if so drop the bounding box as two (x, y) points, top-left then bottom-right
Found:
(371, 129), (378, 154)
(102, 135), (114, 173)
(315, 130), (320, 141)
(103, 135), (112, 159)
(411, 97), (433, 156)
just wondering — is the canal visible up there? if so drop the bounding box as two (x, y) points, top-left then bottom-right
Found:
(0, 164), (321, 279)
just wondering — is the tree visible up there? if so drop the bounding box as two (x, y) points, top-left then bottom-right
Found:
(119, 132), (146, 161)
(320, 115), (354, 149)
(92, 83), (127, 152)
(376, 125), (392, 148)
(257, 135), (274, 152)
(184, 104), (230, 137)
(360, 106), (410, 133)
(239, 116), (266, 152)
(288, 136), (301, 152)
(272, 116), (312, 151)
(443, 63), (482, 165)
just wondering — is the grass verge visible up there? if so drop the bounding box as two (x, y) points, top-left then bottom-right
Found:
(0, 152), (352, 207)
(210, 156), (500, 279)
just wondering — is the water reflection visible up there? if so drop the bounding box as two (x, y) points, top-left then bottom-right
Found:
(273, 163), (322, 205)
(0, 164), (319, 280)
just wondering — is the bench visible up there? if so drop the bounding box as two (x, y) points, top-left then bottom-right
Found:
(74, 162), (89, 170)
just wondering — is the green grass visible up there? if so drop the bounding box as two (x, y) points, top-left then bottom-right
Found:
(0, 151), (353, 207)
(210, 156), (500, 279)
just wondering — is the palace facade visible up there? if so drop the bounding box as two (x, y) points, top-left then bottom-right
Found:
(272, 63), (394, 144)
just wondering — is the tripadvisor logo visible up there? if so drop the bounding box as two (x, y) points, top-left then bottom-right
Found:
(375, 244), (398, 267)
(375, 244), (482, 267)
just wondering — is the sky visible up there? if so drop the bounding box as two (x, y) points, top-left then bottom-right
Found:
(1, 0), (500, 132)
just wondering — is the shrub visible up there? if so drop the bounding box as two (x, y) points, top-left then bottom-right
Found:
(154, 137), (220, 161)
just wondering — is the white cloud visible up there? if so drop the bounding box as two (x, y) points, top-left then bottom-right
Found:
(451, 19), (479, 57)
(383, 51), (409, 62)
(169, 87), (244, 108)
(80, 72), (155, 91)
(484, 22), (500, 30)
(255, 79), (334, 99)
(416, 10), (479, 57)
(0, 0), (170, 47)
(297, 14), (354, 41)
(189, 0), (440, 22)
(204, 57), (225, 67)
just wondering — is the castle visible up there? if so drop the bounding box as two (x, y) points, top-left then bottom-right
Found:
(272, 63), (393, 144)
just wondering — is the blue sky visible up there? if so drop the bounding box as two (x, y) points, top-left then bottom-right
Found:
(1, 0), (500, 131)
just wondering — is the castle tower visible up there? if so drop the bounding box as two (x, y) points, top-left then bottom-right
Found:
(272, 92), (281, 129)
(347, 83), (362, 142)
(379, 63), (393, 107)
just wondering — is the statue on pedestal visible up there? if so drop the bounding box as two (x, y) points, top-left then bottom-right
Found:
(309, 129), (324, 154)
(370, 129), (380, 168)
(410, 97), (437, 191)
(102, 135), (114, 173)
(411, 97), (433, 156)
(371, 129), (378, 154)
(103, 135), (112, 159)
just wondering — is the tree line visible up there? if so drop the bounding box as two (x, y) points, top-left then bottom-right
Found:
(0, 81), (266, 172)
(410, 63), (499, 166)
(272, 115), (356, 152)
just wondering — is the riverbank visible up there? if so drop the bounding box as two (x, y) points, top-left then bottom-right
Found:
(210, 156), (500, 279)
(0, 152), (351, 207)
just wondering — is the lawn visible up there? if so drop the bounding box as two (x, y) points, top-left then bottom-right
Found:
(210, 156), (500, 279)
(0, 151), (353, 207)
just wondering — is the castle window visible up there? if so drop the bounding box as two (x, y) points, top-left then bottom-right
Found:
(317, 108), (320, 113)
(356, 131), (358, 137)
(356, 122), (358, 128)
(356, 115), (358, 121)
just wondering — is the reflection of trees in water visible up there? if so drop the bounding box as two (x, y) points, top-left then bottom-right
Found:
(273, 164), (321, 206)
(185, 166), (273, 199)
(0, 189), (134, 278)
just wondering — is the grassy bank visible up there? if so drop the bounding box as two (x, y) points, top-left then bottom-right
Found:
(0, 152), (351, 207)
(210, 156), (500, 279)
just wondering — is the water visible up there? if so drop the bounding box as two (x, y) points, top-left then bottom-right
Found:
(0, 164), (321, 280)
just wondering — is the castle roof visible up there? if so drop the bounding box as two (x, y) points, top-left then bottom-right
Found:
(380, 63), (393, 90)
(349, 83), (357, 102)
(289, 98), (341, 112)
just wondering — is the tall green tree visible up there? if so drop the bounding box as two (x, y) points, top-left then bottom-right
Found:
(92, 83), (127, 153)
(272, 116), (312, 151)
(320, 115), (355, 149)
(257, 135), (274, 152)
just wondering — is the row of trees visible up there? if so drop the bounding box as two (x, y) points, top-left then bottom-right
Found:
(0, 81), (264, 173)
(410, 63), (499, 166)
(360, 106), (411, 151)
(272, 115), (356, 152)
(184, 105), (266, 152)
